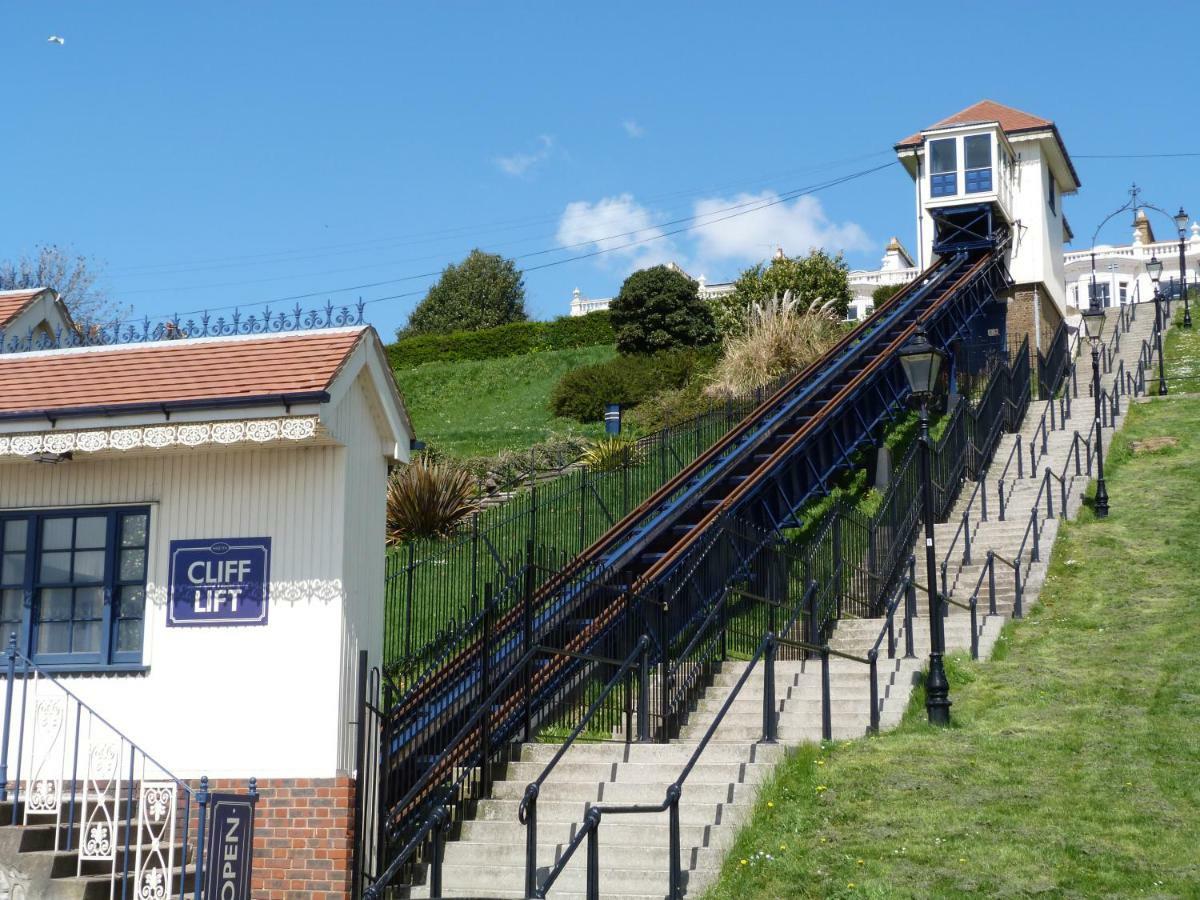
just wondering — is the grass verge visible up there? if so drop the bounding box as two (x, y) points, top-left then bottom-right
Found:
(703, 394), (1200, 898)
(393, 344), (614, 457)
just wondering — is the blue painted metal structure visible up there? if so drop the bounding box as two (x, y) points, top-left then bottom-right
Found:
(364, 228), (1014, 890)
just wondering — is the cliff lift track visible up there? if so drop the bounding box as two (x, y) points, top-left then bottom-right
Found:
(380, 237), (1013, 839)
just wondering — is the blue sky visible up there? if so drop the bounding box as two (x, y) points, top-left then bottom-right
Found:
(2, 1), (1197, 337)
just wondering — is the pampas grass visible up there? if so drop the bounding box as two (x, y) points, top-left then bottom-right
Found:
(706, 291), (842, 398)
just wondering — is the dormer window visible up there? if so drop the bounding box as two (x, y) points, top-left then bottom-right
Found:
(964, 134), (992, 193)
(930, 139), (957, 196)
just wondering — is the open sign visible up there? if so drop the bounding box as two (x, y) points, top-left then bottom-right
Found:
(168, 538), (271, 627)
(204, 794), (257, 900)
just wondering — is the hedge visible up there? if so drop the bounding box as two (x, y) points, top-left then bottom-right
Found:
(388, 311), (614, 369)
(549, 347), (719, 423)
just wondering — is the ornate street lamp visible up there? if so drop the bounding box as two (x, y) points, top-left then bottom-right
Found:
(1081, 305), (1110, 517)
(1176, 207), (1192, 328)
(1147, 255), (1168, 395)
(898, 327), (951, 726)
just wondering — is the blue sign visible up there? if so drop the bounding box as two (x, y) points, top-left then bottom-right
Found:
(204, 794), (257, 900)
(167, 537), (271, 627)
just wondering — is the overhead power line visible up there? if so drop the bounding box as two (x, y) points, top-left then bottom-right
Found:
(107, 149), (895, 279)
(114, 160), (897, 324)
(1075, 151), (1200, 159)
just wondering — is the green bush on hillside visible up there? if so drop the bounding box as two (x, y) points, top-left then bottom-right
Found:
(611, 265), (717, 354)
(388, 311), (614, 369)
(549, 347), (718, 423)
(404, 249), (528, 335)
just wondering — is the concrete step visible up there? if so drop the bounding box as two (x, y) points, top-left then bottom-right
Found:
(500, 760), (768, 786)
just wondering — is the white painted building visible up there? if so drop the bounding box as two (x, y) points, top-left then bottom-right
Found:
(0, 288), (76, 346)
(568, 261), (734, 317)
(0, 323), (411, 780)
(1064, 210), (1200, 310)
(847, 211), (1199, 323)
(894, 100), (1081, 354)
(847, 237), (917, 320)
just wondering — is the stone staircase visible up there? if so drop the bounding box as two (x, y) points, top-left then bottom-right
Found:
(411, 303), (1166, 899)
(0, 794), (196, 899)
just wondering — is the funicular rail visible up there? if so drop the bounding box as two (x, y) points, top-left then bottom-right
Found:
(365, 237), (1014, 894)
(382, 251), (964, 725)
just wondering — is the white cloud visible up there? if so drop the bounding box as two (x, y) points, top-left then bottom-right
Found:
(495, 135), (556, 177)
(690, 192), (871, 267)
(556, 194), (675, 271)
(622, 119), (645, 138)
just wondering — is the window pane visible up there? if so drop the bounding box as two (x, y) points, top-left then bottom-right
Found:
(37, 622), (70, 655)
(3, 521), (27, 552)
(75, 517), (107, 550)
(72, 621), (101, 654)
(964, 134), (991, 169)
(121, 514), (148, 548)
(41, 518), (72, 551)
(39, 552), (72, 583)
(73, 551), (106, 582)
(2, 553), (24, 585)
(119, 585), (145, 618)
(119, 549), (146, 582)
(74, 586), (104, 621)
(39, 587), (73, 622)
(116, 618), (144, 654)
(930, 138), (956, 174)
(1, 589), (23, 628)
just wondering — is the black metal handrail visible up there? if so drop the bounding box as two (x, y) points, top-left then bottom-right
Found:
(518, 636), (651, 898)
(531, 633), (773, 900)
(363, 640), (549, 899)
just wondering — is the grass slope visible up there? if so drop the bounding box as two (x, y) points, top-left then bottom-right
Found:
(704, 397), (1200, 897)
(1163, 308), (1200, 393)
(393, 344), (614, 457)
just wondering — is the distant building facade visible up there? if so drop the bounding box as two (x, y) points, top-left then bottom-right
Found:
(568, 262), (735, 317)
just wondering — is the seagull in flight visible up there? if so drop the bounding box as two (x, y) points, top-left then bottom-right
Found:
(47, 35), (65, 45)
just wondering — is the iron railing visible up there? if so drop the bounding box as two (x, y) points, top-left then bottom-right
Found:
(0, 636), (253, 900)
(383, 369), (799, 687)
(0, 301), (367, 354)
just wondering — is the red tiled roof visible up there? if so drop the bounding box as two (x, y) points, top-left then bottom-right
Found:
(895, 100), (1054, 148)
(0, 328), (366, 419)
(0, 289), (46, 328)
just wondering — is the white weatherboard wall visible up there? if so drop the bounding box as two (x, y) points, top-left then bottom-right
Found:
(0, 377), (390, 779)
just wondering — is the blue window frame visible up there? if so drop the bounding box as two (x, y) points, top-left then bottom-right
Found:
(964, 135), (992, 193)
(929, 138), (957, 197)
(0, 507), (149, 670)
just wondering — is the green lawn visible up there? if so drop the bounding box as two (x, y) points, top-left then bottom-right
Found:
(1163, 308), (1200, 394)
(393, 344), (614, 458)
(703, 396), (1200, 897)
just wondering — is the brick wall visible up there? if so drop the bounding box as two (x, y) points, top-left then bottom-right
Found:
(1007, 282), (1066, 357)
(194, 775), (355, 900)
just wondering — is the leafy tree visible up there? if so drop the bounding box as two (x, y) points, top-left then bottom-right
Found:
(404, 249), (528, 336)
(609, 264), (716, 354)
(715, 249), (853, 334)
(0, 245), (120, 327)
(871, 283), (904, 305)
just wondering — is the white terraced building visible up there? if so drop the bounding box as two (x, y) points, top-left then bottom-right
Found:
(566, 216), (1198, 329)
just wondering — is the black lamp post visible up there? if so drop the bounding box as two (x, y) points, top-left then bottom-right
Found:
(1147, 255), (1168, 395)
(1176, 207), (1192, 328)
(898, 327), (951, 726)
(1081, 306), (1110, 517)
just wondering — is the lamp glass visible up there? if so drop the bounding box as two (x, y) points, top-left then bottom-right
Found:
(1176, 208), (1189, 236)
(898, 331), (944, 397)
(1147, 255), (1163, 283)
